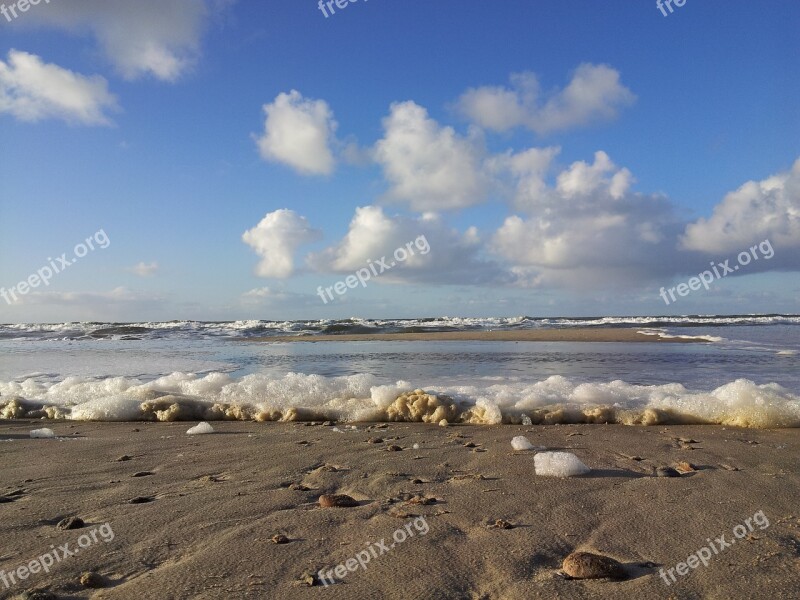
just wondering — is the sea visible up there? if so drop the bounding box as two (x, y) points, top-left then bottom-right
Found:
(1, 315), (798, 428)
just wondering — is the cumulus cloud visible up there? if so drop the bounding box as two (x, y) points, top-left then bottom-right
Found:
(128, 262), (159, 277)
(15, 0), (217, 81)
(681, 158), (800, 255)
(374, 101), (489, 211)
(491, 151), (683, 288)
(254, 90), (338, 176)
(307, 205), (511, 285)
(458, 64), (635, 135)
(242, 209), (322, 278)
(0, 50), (118, 125)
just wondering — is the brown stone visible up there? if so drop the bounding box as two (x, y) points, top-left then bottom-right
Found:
(562, 552), (626, 579)
(318, 494), (359, 508)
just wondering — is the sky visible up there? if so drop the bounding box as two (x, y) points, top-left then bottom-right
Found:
(0, 0), (798, 323)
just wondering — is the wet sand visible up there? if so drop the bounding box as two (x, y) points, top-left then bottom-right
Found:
(247, 328), (693, 344)
(1, 420), (797, 599)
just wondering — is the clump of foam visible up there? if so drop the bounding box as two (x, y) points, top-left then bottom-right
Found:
(534, 452), (591, 477)
(511, 436), (536, 451)
(649, 379), (800, 428)
(187, 422), (214, 435)
(1, 397), (29, 419)
(385, 389), (460, 423)
(30, 428), (56, 439)
(461, 399), (503, 424)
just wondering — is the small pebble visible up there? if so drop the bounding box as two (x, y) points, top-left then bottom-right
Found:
(80, 571), (105, 588)
(57, 517), (84, 530)
(655, 467), (681, 478)
(489, 519), (514, 529)
(318, 494), (359, 508)
(562, 551), (626, 580)
(271, 534), (290, 544)
(129, 496), (155, 504)
(132, 471), (153, 477)
(299, 571), (321, 586)
(676, 461), (697, 472)
(386, 445), (403, 452)
(116, 455), (133, 462)
(406, 495), (435, 505)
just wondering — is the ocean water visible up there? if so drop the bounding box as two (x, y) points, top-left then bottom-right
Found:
(1, 316), (798, 428)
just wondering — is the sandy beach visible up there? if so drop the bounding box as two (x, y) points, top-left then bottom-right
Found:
(1, 420), (798, 599)
(246, 328), (694, 344)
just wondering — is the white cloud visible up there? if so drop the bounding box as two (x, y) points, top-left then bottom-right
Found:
(241, 287), (316, 307)
(0, 50), (118, 125)
(16, 0), (218, 81)
(490, 151), (682, 288)
(18, 287), (159, 306)
(242, 287), (278, 299)
(128, 262), (159, 277)
(307, 205), (511, 285)
(681, 158), (800, 254)
(374, 101), (489, 211)
(255, 90), (337, 176)
(242, 209), (322, 278)
(5, 287), (167, 322)
(458, 64), (635, 135)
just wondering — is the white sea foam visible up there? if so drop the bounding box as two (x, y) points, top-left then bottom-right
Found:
(1, 372), (798, 428)
(30, 428), (55, 439)
(187, 422), (215, 435)
(511, 436), (536, 450)
(534, 452), (591, 477)
(637, 329), (724, 343)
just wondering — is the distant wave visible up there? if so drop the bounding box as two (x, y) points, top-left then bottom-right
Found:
(1, 314), (798, 341)
(637, 329), (725, 343)
(2, 372), (798, 428)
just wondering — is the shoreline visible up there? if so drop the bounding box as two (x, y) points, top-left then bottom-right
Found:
(244, 327), (695, 344)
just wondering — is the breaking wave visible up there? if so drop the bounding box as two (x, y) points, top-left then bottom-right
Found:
(2, 314), (798, 341)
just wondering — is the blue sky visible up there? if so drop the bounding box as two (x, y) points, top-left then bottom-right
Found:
(0, 0), (798, 322)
